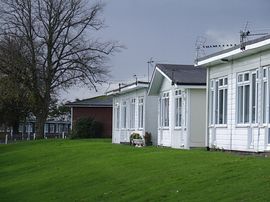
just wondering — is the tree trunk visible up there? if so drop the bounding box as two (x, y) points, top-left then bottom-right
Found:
(35, 113), (47, 139)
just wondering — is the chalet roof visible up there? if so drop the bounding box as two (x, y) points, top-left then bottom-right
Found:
(106, 81), (149, 95)
(196, 34), (270, 67)
(148, 64), (206, 95)
(156, 64), (206, 86)
(65, 95), (112, 108)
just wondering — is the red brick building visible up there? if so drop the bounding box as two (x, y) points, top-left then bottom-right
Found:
(66, 95), (112, 138)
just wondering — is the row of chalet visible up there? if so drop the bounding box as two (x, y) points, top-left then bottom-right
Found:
(106, 64), (206, 149)
(69, 34), (270, 152)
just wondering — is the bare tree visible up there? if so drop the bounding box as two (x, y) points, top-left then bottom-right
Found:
(0, 0), (119, 137)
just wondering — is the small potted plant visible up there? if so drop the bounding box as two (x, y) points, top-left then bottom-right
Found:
(130, 133), (143, 146)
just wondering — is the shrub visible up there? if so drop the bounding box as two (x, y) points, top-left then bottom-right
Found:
(144, 132), (152, 146)
(71, 117), (103, 139)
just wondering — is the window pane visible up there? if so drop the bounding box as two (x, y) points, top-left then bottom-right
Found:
(238, 86), (243, 123)
(263, 82), (267, 123)
(219, 89), (224, 124)
(224, 89), (227, 124)
(210, 90), (214, 124)
(251, 73), (256, 123)
(244, 85), (250, 123)
(238, 74), (243, 82)
(244, 73), (249, 81)
(175, 97), (182, 127)
(215, 81), (218, 124)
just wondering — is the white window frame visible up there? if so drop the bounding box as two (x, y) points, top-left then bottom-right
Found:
(129, 98), (136, 129)
(175, 90), (182, 128)
(138, 97), (144, 129)
(210, 77), (228, 126)
(115, 103), (120, 130)
(160, 92), (170, 128)
(237, 72), (251, 124)
(262, 68), (268, 124)
(121, 100), (127, 129)
(236, 70), (259, 125)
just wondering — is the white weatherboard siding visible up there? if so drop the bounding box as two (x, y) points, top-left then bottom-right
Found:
(207, 49), (270, 152)
(112, 88), (158, 145)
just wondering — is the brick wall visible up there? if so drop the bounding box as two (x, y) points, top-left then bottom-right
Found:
(72, 107), (112, 138)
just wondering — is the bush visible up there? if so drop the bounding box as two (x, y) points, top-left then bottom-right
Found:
(71, 117), (103, 139)
(144, 132), (152, 146)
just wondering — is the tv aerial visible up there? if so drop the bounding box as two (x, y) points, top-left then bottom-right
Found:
(240, 22), (269, 50)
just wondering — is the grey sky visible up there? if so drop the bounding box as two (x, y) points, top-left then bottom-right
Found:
(61, 0), (270, 101)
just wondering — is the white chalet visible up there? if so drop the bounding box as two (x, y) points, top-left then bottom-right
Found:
(107, 81), (158, 144)
(148, 64), (206, 149)
(196, 34), (270, 152)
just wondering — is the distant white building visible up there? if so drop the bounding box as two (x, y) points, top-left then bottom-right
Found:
(148, 64), (206, 149)
(106, 81), (158, 145)
(196, 34), (270, 152)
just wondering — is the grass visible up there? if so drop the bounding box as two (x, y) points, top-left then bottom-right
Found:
(1, 139), (270, 202)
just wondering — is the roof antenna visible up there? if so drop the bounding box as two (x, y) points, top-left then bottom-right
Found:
(240, 21), (269, 50)
(133, 74), (138, 85)
(194, 36), (206, 65)
(147, 57), (154, 83)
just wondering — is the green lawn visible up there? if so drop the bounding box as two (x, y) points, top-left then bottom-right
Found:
(1, 140), (270, 202)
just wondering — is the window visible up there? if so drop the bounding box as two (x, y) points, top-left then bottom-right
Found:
(49, 124), (55, 133)
(237, 72), (250, 123)
(130, 98), (136, 129)
(55, 124), (59, 133)
(115, 103), (120, 129)
(210, 77), (228, 125)
(251, 71), (258, 123)
(59, 124), (63, 133)
(175, 90), (182, 127)
(121, 101), (127, 128)
(237, 71), (258, 124)
(44, 124), (48, 133)
(138, 97), (144, 129)
(161, 92), (170, 127)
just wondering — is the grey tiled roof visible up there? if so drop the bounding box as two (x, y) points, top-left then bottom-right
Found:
(66, 95), (112, 107)
(156, 64), (206, 85)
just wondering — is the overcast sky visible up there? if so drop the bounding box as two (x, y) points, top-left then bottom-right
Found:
(60, 0), (270, 102)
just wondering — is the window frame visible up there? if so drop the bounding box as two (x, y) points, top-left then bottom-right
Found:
(115, 102), (120, 130)
(121, 100), (128, 129)
(129, 98), (136, 129)
(160, 92), (170, 128)
(175, 90), (182, 128)
(209, 77), (228, 126)
(138, 97), (144, 129)
(236, 70), (259, 125)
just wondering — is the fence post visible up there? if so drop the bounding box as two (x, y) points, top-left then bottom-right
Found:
(5, 134), (8, 144)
